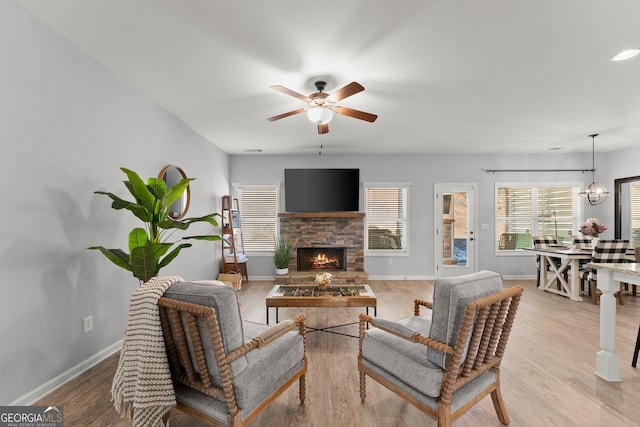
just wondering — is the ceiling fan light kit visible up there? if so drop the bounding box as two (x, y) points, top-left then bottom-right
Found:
(267, 79), (377, 134)
(307, 106), (333, 124)
(578, 133), (609, 206)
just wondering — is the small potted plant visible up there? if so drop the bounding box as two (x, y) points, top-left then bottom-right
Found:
(274, 235), (292, 275)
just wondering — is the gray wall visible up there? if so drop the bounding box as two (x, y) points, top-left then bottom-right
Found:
(0, 2), (229, 405)
(230, 152), (621, 279)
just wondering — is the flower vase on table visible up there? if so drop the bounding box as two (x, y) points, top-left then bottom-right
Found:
(315, 272), (333, 291)
(579, 218), (607, 248)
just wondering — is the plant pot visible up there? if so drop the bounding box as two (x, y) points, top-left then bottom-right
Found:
(276, 267), (289, 275)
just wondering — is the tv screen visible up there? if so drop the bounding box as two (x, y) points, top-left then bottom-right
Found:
(284, 169), (360, 212)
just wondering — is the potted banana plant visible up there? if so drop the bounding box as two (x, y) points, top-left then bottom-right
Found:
(89, 167), (224, 283)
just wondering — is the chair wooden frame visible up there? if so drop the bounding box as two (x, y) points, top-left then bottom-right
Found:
(358, 286), (523, 427)
(158, 296), (307, 426)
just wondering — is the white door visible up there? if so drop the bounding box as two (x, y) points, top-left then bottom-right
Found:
(434, 184), (477, 278)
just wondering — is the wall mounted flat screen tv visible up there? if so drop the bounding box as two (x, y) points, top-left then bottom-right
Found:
(284, 168), (360, 212)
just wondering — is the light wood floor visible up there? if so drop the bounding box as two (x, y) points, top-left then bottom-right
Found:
(36, 279), (640, 426)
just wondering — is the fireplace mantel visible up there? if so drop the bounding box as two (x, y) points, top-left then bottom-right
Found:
(278, 212), (365, 218)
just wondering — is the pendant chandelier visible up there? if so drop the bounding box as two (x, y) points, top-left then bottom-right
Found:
(578, 133), (609, 205)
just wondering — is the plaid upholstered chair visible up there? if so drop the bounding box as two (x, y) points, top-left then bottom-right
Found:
(358, 271), (523, 427)
(533, 235), (557, 248)
(158, 281), (307, 426)
(581, 240), (630, 304)
(572, 235), (593, 289)
(572, 235), (592, 249)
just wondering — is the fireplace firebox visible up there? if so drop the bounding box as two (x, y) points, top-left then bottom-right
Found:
(297, 247), (346, 271)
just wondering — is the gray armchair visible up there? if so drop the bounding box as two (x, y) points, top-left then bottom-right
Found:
(358, 271), (523, 426)
(158, 281), (307, 426)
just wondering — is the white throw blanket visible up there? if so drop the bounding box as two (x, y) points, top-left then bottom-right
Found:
(112, 276), (184, 426)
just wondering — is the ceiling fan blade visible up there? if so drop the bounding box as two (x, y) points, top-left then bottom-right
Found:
(318, 123), (329, 134)
(266, 108), (306, 121)
(270, 85), (310, 102)
(335, 106), (378, 122)
(328, 82), (365, 102)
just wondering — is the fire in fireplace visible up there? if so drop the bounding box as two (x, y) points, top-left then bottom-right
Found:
(297, 247), (346, 271)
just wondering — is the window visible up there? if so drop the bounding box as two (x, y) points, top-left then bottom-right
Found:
(233, 185), (278, 253)
(365, 184), (409, 254)
(496, 183), (582, 252)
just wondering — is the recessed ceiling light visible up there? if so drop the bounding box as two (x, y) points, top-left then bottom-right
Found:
(549, 147), (562, 151)
(611, 48), (640, 61)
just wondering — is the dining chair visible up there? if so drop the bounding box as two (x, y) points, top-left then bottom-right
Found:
(572, 235), (592, 249)
(581, 240), (629, 304)
(572, 235), (593, 293)
(633, 317), (640, 368)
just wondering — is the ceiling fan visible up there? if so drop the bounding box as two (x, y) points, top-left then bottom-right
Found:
(266, 80), (378, 134)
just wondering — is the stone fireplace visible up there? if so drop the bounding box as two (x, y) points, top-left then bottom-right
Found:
(278, 212), (367, 285)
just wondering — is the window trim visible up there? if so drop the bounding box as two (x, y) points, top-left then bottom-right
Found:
(495, 181), (584, 256)
(364, 182), (411, 257)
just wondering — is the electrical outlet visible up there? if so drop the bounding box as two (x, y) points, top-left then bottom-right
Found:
(83, 315), (93, 333)
(388, 258), (393, 265)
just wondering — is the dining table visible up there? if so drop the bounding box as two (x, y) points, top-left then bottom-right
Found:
(523, 246), (593, 301)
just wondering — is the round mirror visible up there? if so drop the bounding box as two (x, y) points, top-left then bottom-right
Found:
(158, 165), (191, 219)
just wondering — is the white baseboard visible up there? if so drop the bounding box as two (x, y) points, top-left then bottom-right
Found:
(367, 274), (536, 281)
(368, 275), (435, 280)
(263, 275), (536, 281)
(501, 275), (537, 280)
(10, 340), (123, 406)
(253, 276), (278, 281)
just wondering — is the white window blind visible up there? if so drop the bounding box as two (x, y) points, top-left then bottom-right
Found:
(497, 187), (532, 247)
(496, 184), (580, 251)
(234, 185), (278, 252)
(632, 184), (640, 247)
(365, 185), (408, 253)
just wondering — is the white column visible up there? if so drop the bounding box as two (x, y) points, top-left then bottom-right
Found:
(595, 270), (621, 382)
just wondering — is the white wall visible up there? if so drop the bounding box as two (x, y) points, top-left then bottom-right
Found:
(0, 1), (229, 404)
(230, 152), (612, 279)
